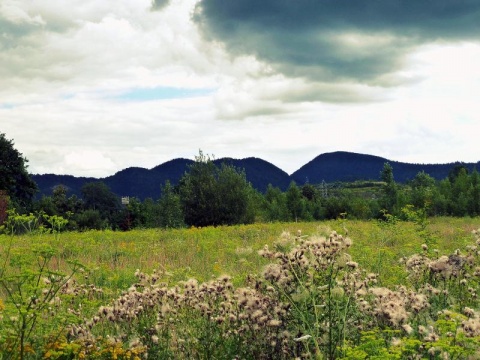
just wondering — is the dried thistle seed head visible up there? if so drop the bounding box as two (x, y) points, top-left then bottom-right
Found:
(331, 287), (345, 299)
(218, 274), (231, 283)
(268, 319), (282, 327)
(402, 324), (413, 334)
(343, 237), (352, 247)
(464, 307), (475, 317)
(346, 261), (358, 269)
(391, 337), (402, 347)
(429, 256), (451, 274)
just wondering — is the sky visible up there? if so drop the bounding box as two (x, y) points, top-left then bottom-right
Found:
(2, 0), (480, 178)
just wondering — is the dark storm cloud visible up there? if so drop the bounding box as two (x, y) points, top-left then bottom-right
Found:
(194, 0), (480, 84)
(0, 17), (42, 50)
(151, 0), (171, 11)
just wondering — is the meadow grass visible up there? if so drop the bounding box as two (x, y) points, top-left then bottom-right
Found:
(1, 217), (477, 293)
(1, 217), (479, 359)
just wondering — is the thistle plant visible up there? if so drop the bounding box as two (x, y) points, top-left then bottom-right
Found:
(0, 213), (87, 360)
(341, 227), (480, 359)
(23, 226), (480, 359)
(256, 230), (371, 359)
(70, 269), (291, 359)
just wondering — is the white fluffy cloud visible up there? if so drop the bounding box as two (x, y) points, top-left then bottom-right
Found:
(2, 0), (480, 178)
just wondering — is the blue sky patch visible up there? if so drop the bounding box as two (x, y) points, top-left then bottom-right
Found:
(113, 87), (214, 101)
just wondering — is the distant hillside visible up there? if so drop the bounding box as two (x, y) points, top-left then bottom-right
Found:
(104, 158), (194, 200)
(32, 157), (291, 200)
(32, 174), (97, 198)
(212, 157), (291, 192)
(291, 151), (479, 185)
(32, 151), (479, 200)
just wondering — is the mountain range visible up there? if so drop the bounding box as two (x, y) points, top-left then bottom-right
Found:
(31, 151), (480, 200)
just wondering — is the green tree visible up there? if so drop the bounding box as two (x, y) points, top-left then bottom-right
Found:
(448, 164), (469, 184)
(32, 185), (82, 230)
(179, 151), (254, 227)
(450, 167), (470, 216)
(379, 162), (398, 215)
(323, 193), (350, 220)
(299, 183), (325, 220)
(263, 184), (289, 222)
(301, 183), (318, 201)
(141, 198), (161, 228)
(75, 209), (105, 230)
(80, 181), (121, 227)
(286, 181), (304, 222)
(468, 168), (480, 216)
(409, 171), (436, 213)
(0, 133), (37, 209)
(216, 163), (254, 225)
(179, 151), (218, 227)
(436, 179), (453, 215)
(158, 181), (184, 228)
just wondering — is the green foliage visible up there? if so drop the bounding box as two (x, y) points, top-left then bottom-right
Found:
(24, 151), (480, 231)
(158, 181), (185, 228)
(379, 162), (398, 215)
(0, 233), (86, 359)
(81, 181), (122, 228)
(468, 168), (480, 216)
(75, 209), (105, 230)
(286, 181), (305, 222)
(409, 171), (436, 213)
(179, 151), (254, 227)
(401, 204), (438, 249)
(1, 210), (45, 235)
(0, 133), (38, 210)
(262, 184), (290, 222)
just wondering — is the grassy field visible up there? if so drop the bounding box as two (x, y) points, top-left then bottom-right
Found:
(2, 217), (477, 287)
(1, 217), (479, 359)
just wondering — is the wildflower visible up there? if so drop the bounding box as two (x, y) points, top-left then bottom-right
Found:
(429, 256), (451, 276)
(462, 317), (480, 337)
(346, 261), (358, 269)
(402, 324), (413, 334)
(391, 337), (402, 347)
(331, 287), (345, 300)
(441, 351), (451, 360)
(218, 274), (231, 283)
(424, 331), (439, 342)
(464, 307), (475, 317)
(268, 319), (282, 327)
(294, 334), (312, 342)
(130, 337), (141, 348)
(343, 237), (352, 247)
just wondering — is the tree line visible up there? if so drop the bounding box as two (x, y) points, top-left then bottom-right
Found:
(1, 132), (480, 232)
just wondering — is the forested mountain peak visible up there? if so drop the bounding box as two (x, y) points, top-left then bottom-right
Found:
(31, 152), (479, 200)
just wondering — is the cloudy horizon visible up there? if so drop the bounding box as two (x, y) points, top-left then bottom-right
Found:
(2, 0), (480, 177)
